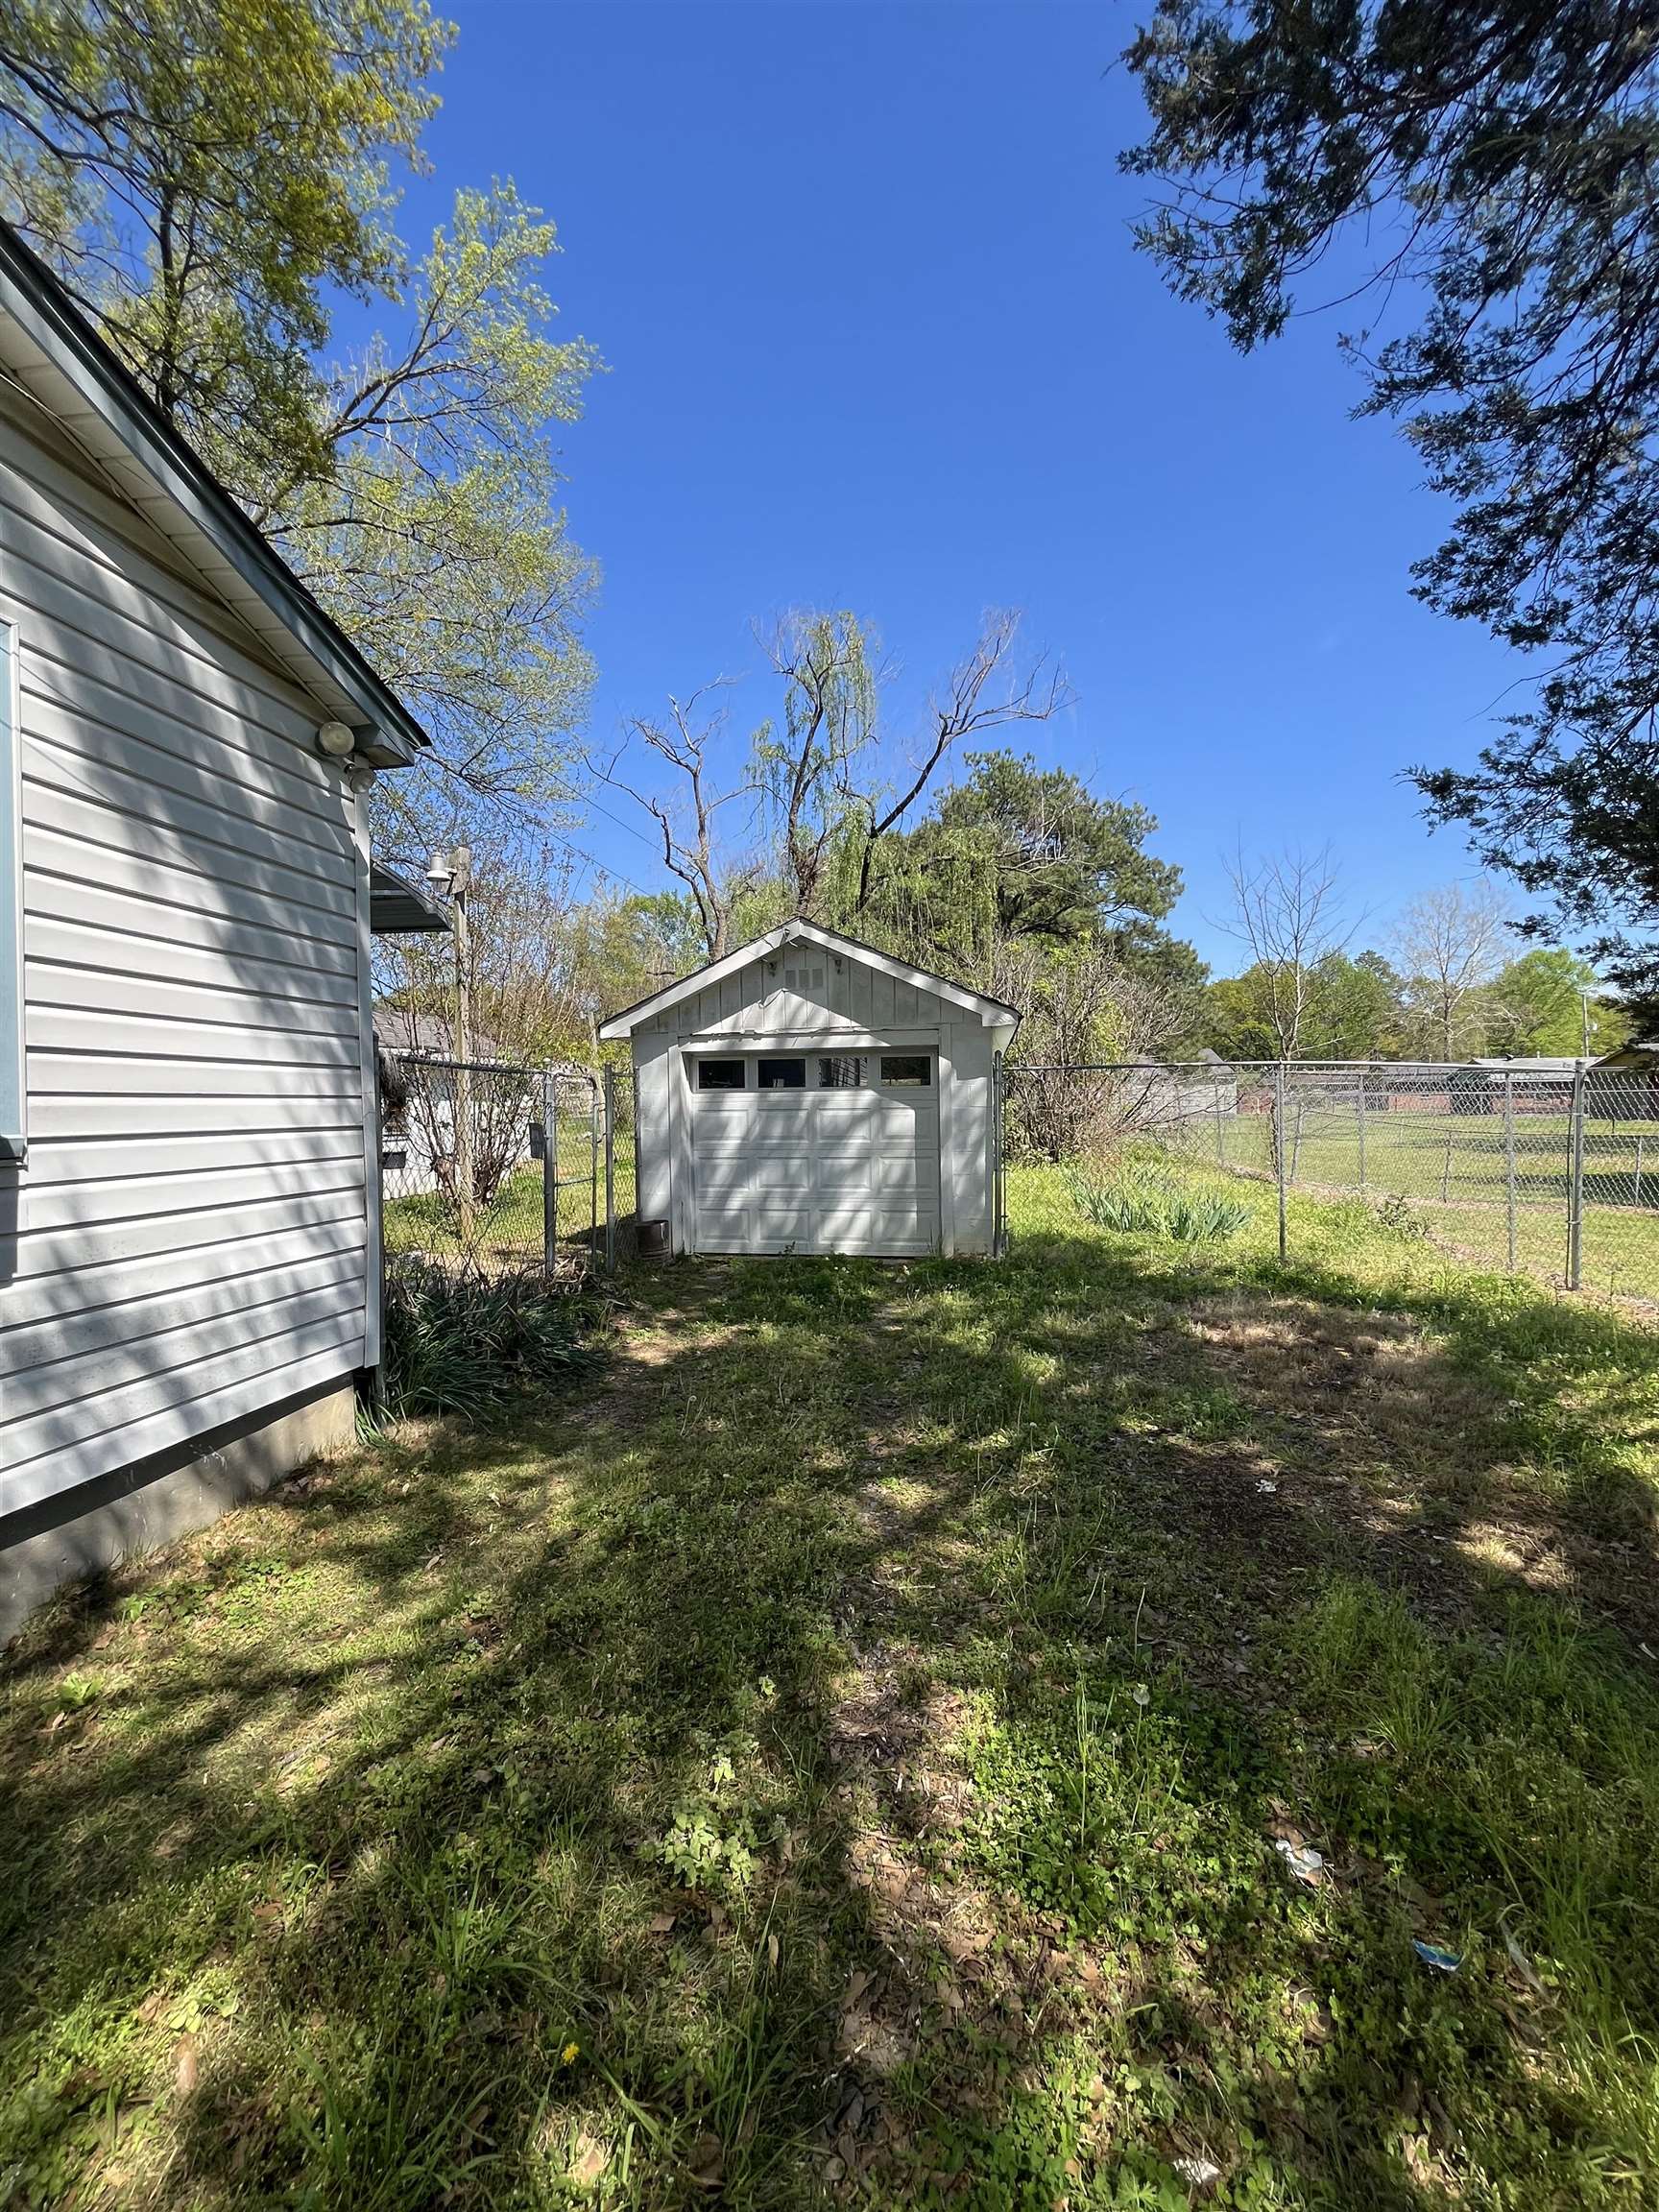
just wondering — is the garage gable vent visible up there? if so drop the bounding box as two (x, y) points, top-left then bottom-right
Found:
(784, 961), (825, 996)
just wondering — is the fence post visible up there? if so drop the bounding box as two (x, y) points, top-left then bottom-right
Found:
(1503, 1072), (1517, 1273)
(1636, 1134), (1646, 1210)
(1214, 1082), (1226, 1167)
(1274, 1061), (1288, 1262)
(1356, 1071), (1368, 1191)
(589, 1076), (600, 1269)
(542, 1069), (557, 1278)
(368, 1051), (387, 1413)
(1567, 1058), (1586, 1290)
(603, 1064), (617, 1274)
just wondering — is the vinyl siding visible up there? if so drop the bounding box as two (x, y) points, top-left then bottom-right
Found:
(0, 414), (371, 1518)
(631, 947), (998, 1256)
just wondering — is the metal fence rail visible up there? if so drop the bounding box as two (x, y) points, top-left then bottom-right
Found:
(1001, 1060), (1659, 1303)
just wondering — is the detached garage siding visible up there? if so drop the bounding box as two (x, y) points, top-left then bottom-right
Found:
(629, 940), (1003, 1256)
(0, 414), (372, 1518)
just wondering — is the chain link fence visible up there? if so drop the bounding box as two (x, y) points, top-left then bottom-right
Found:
(601, 1065), (639, 1268)
(380, 1054), (613, 1278)
(1002, 1060), (1659, 1304)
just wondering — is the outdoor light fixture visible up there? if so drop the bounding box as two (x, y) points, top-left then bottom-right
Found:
(424, 844), (473, 902)
(315, 719), (356, 758)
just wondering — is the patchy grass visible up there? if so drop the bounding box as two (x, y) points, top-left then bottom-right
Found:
(3, 1182), (1659, 2207)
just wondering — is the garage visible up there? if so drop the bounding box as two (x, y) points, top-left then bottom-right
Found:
(599, 921), (1020, 1260)
(689, 1049), (940, 1255)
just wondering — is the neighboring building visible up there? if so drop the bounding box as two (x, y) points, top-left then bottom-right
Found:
(1595, 1040), (1659, 1072)
(0, 221), (431, 1630)
(1594, 1039), (1659, 1116)
(1139, 1047), (1237, 1127)
(373, 1004), (512, 1063)
(600, 919), (1019, 1258)
(374, 1006), (520, 1202)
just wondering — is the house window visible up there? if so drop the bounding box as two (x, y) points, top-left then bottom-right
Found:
(818, 1055), (866, 1088)
(757, 1057), (805, 1090)
(880, 1054), (931, 1088)
(0, 623), (21, 1166)
(697, 1058), (746, 1091)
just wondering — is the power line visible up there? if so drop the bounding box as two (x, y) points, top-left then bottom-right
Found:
(545, 829), (657, 902)
(582, 789), (675, 854)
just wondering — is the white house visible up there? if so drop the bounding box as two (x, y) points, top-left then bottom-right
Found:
(0, 223), (432, 1628)
(599, 920), (1020, 1258)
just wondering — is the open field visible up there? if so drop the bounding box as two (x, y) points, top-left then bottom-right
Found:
(4, 1172), (1658, 2205)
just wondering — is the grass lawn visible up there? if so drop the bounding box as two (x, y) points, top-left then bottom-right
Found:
(4, 1176), (1659, 2205)
(1191, 1107), (1659, 1302)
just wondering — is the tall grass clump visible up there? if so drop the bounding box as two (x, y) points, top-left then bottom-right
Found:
(380, 1264), (601, 1420)
(1064, 1156), (1249, 1244)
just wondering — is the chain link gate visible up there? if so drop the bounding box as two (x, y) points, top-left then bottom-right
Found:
(379, 1052), (642, 1283)
(999, 1059), (1659, 1304)
(380, 1053), (601, 1278)
(600, 1064), (639, 1269)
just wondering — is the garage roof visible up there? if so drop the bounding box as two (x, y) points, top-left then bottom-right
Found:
(599, 918), (1021, 1041)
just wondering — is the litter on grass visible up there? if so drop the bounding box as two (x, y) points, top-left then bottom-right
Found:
(1173, 2152), (1223, 2190)
(1274, 1839), (1324, 1885)
(1255, 1479), (1278, 1495)
(1413, 1939), (1463, 1973)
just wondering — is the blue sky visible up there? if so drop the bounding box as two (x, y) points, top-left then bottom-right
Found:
(400, 0), (1524, 973)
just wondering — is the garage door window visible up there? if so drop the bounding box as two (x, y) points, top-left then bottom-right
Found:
(879, 1054), (930, 1087)
(698, 1058), (746, 1091)
(757, 1057), (805, 1089)
(818, 1054), (866, 1088)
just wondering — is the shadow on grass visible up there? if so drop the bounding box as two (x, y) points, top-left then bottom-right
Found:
(2, 1224), (1657, 2205)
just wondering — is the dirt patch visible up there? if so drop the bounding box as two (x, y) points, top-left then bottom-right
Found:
(1183, 1290), (1659, 1646)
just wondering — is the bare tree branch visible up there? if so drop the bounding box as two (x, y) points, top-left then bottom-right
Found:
(585, 684), (759, 960)
(1221, 843), (1355, 1060)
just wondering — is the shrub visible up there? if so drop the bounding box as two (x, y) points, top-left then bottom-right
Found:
(380, 1264), (600, 1421)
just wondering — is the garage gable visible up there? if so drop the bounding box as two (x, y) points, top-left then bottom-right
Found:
(599, 919), (1018, 1046)
(680, 940), (954, 1042)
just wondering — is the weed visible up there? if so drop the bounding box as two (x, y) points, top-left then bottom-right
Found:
(378, 1264), (601, 1420)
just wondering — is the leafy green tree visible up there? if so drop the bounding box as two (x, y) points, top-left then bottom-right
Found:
(1488, 950), (1629, 1058)
(1309, 951), (1408, 1061)
(861, 751), (1186, 976)
(0, 0), (445, 488)
(1205, 950), (1407, 1062)
(0, 4), (599, 846)
(1120, 0), (1659, 1012)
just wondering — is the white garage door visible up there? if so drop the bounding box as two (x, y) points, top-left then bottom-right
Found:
(690, 1049), (940, 1255)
